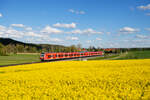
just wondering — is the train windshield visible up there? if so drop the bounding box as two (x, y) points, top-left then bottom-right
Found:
(40, 53), (45, 57)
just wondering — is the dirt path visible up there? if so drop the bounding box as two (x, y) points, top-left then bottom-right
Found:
(104, 52), (128, 60)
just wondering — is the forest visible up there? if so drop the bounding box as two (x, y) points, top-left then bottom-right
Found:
(0, 37), (150, 56)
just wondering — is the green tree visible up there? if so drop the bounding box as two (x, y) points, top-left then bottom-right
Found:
(16, 44), (24, 53)
(76, 43), (82, 52)
(0, 43), (7, 56)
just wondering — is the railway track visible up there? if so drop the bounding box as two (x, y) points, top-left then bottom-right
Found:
(0, 55), (103, 67)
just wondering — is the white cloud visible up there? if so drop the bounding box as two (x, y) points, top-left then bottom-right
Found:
(8, 34), (23, 38)
(50, 38), (63, 42)
(69, 9), (85, 15)
(69, 9), (75, 13)
(0, 25), (44, 39)
(25, 27), (32, 31)
(68, 28), (102, 34)
(6, 28), (24, 38)
(136, 34), (149, 39)
(0, 24), (65, 44)
(27, 37), (64, 44)
(69, 29), (82, 34)
(137, 4), (150, 10)
(86, 40), (92, 43)
(86, 39), (99, 44)
(11, 24), (33, 31)
(106, 32), (111, 35)
(0, 25), (6, 32)
(0, 26), (24, 39)
(5, 28), (20, 34)
(145, 28), (150, 31)
(11, 24), (25, 28)
(0, 32), (3, 36)
(41, 25), (62, 34)
(66, 36), (79, 41)
(119, 27), (139, 34)
(146, 13), (150, 16)
(133, 39), (150, 43)
(96, 38), (102, 41)
(26, 32), (43, 37)
(120, 38), (150, 48)
(83, 29), (102, 34)
(78, 11), (85, 14)
(53, 23), (76, 28)
(0, 13), (2, 17)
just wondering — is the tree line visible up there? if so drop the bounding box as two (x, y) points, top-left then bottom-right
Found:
(0, 43), (103, 56)
(1, 42), (150, 56)
(0, 43), (83, 56)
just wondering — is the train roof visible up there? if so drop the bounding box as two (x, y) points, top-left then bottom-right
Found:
(41, 51), (103, 54)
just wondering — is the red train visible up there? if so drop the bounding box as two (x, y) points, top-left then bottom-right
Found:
(40, 51), (104, 61)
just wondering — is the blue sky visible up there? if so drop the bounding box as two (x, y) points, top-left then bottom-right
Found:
(0, 0), (150, 48)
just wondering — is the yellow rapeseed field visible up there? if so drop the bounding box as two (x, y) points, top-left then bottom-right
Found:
(0, 59), (150, 100)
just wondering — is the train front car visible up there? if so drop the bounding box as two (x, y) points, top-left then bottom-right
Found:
(40, 53), (45, 61)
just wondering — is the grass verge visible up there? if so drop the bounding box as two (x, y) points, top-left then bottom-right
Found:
(0, 54), (40, 66)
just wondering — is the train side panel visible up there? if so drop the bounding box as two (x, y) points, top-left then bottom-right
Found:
(40, 51), (104, 61)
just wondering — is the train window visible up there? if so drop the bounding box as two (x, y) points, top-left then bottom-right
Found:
(48, 55), (53, 58)
(65, 54), (68, 56)
(40, 54), (45, 57)
(56, 54), (59, 57)
(58, 55), (63, 57)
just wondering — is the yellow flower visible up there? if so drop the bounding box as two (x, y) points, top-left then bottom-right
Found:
(0, 59), (150, 99)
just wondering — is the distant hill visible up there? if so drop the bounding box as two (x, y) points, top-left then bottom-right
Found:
(0, 37), (64, 46)
(0, 38), (37, 46)
(0, 37), (67, 53)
